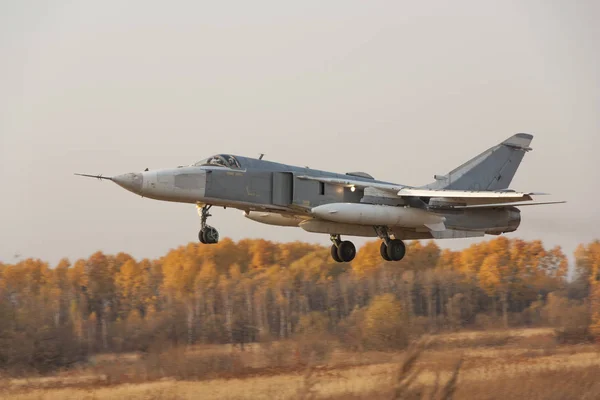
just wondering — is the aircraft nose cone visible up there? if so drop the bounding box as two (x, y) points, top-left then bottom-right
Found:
(113, 173), (143, 194)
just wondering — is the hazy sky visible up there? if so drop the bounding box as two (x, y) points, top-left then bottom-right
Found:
(1, 1), (598, 266)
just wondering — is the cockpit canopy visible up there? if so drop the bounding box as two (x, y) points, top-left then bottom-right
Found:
(193, 154), (241, 169)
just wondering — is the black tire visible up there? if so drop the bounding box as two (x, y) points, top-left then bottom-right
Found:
(203, 226), (219, 244)
(380, 241), (392, 261)
(386, 239), (406, 261)
(337, 241), (356, 262)
(331, 244), (342, 262)
(199, 229), (206, 244)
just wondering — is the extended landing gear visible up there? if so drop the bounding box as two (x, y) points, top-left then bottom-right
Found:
(198, 205), (219, 244)
(380, 239), (406, 261)
(199, 226), (219, 244)
(375, 226), (406, 262)
(330, 234), (356, 263)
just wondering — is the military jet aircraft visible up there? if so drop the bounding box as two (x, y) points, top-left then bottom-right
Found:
(76, 133), (564, 263)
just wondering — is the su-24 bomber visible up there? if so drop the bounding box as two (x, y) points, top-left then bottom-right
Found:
(76, 134), (565, 263)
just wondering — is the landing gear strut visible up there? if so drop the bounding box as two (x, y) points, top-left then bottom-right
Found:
(197, 204), (219, 244)
(375, 226), (406, 262)
(330, 234), (356, 263)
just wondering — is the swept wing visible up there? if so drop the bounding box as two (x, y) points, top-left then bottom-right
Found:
(297, 175), (562, 208)
(449, 200), (566, 209)
(397, 188), (540, 205)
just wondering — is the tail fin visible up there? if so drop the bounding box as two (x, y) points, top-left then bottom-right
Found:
(423, 133), (533, 191)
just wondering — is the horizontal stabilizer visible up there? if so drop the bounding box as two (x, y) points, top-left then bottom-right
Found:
(450, 200), (566, 209)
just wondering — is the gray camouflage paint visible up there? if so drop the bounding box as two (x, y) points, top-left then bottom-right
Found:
(105, 134), (531, 240)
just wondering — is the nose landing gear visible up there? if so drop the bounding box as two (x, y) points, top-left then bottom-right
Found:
(197, 204), (219, 244)
(199, 226), (219, 244)
(330, 234), (356, 263)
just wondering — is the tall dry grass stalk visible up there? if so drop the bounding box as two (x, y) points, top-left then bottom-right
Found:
(297, 351), (319, 400)
(391, 337), (464, 400)
(435, 357), (462, 400)
(391, 337), (430, 399)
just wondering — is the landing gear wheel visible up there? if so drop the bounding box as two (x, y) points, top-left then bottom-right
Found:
(386, 239), (406, 261)
(197, 204), (219, 244)
(200, 226), (219, 244)
(330, 244), (342, 263)
(380, 242), (392, 261)
(337, 241), (356, 262)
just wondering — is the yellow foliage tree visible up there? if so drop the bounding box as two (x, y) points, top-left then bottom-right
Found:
(578, 241), (600, 340)
(0, 236), (583, 365)
(590, 284), (600, 341)
(115, 259), (145, 316)
(351, 241), (384, 276)
(363, 294), (407, 350)
(297, 311), (329, 336)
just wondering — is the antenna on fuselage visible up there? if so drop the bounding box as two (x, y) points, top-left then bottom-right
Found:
(258, 153), (265, 160)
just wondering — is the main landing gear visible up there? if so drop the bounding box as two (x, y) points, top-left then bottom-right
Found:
(327, 230), (405, 263)
(375, 226), (406, 262)
(198, 205), (219, 244)
(330, 234), (356, 263)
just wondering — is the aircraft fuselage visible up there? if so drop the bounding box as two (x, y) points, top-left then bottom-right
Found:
(78, 134), (559, 263)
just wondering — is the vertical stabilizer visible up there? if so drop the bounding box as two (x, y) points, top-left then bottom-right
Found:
(424, 133), (533, 191)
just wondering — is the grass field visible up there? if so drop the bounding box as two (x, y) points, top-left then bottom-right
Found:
(2, 328), (600, 400)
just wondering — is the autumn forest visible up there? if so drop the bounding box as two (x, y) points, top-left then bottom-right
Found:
(1, 237), (600, 374)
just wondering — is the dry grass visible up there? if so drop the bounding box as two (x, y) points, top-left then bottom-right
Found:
(2, 328), (600, 400)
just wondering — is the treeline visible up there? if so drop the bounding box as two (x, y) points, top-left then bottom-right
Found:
(0, 237), (599, 371)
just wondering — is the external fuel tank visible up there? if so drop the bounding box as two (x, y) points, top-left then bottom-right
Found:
(311, 203), (445, 227)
